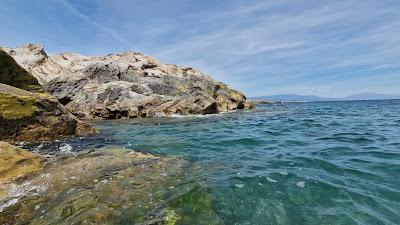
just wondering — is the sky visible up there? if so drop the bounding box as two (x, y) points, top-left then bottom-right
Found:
(1, 0), (399, 97)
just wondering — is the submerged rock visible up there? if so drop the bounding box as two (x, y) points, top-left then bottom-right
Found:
(0, 146), (223, 225)
(2, 44), (254, 119)
(0, 50), (95, 142)
(0, 142), (45, 214)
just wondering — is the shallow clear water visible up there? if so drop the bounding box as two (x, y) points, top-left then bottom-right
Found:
(51, 100), (400, 224)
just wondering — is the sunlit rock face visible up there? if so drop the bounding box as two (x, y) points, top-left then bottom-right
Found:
(2, 44), (254, 119)
(0, 142), (43, 185)
(0, 50), (94, 142)
(0, 146), (223, 225)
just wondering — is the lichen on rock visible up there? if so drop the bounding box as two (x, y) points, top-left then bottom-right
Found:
(0, 49), (95, 142)
(0, 91), (39, 120)
(0, 142), (43, 184)
(0, 83), (94, 142)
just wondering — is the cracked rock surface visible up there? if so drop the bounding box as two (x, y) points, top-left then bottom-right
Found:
(2, 44), (254, 119)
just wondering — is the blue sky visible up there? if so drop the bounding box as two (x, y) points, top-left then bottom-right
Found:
(1, 0), (399, 97)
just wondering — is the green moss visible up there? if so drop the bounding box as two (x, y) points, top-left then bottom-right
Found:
(0, 92), (39, 120)
(0, 50), (43, 92)
(0, 142), (43, 183)
(166, 186), (224, 225)
(166, 209), (181, 225)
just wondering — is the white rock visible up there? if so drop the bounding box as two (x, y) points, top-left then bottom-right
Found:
(2, 44), (252, 119)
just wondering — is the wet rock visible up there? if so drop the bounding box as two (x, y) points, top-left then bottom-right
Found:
(2, 44), (254, 119)
(0, 147), (224, 225)
(0, 142), (43, 184)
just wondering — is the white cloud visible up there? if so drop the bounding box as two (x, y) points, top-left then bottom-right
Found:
(57, 0), (133, 48)
(33, 0), (400, 96)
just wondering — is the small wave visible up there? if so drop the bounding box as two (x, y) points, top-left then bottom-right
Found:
(219, 137), (266, 146)
(59, 143), (74, 154)
(317, 136), (375, 144)
(262, 130), (283, 136)
(169, 113), (218, 118)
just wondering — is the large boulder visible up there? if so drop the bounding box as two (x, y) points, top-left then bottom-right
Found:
(0, 50), (95, 142)
(2, 44), (254, 119)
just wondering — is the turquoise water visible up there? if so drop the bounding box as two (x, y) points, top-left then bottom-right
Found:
(55, 100), (400, 224)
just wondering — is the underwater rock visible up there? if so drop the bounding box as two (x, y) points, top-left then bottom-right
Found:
(0, 147), (224, 225)
(0, 142), (45, 214)
(2, 44), (254, 119)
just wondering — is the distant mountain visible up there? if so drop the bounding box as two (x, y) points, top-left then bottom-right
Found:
(250, 94), (334, 102)
(251, 93), (400, 102)
(342, 93), (400, 101)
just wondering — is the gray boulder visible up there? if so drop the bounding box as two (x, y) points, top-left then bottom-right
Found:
(2, 44), (254, 119)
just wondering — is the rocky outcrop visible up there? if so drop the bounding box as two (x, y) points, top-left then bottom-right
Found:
(2, 44), (254, 119)
(0, 50), (95, 142)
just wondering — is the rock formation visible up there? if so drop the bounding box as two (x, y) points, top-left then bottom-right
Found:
(0, 50), (94, 142)
(2, 44), (254, 119)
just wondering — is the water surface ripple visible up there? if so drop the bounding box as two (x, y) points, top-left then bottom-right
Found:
(55, 100), (400, 224)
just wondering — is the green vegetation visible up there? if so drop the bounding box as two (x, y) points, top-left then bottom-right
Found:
(0, 92), (39, 120)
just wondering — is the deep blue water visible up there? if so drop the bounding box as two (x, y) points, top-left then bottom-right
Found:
(49, 100), (400, 224)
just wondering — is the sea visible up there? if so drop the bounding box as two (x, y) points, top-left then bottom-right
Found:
(41, 100), (400, 225)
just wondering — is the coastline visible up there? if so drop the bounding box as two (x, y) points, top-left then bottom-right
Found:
(0, 45), (252, 224)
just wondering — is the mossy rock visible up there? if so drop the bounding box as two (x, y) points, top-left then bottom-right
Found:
(0, 83), (94, 142)
(0, 142), (43, 184)
(0, 50), (94, 142)
(0, 92), (39, 120)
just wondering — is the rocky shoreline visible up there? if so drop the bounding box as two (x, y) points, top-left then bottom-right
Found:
(2, 44), (254, 119)
(0, 44), (254, 224)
